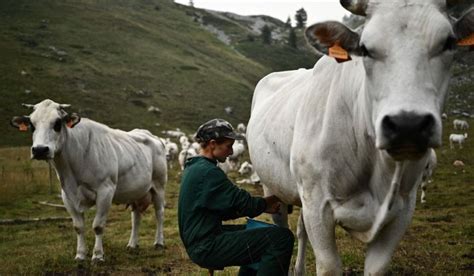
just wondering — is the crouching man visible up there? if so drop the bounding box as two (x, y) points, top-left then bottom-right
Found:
(178, 118), (294, 275)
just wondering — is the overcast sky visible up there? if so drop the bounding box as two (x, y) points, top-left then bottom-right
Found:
(174, 0), (350, 25)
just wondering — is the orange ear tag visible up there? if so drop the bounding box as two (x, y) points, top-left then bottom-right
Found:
(19, 123), (28, 132)
(457, 33), (474, 46)
(328, 43), (352, 63)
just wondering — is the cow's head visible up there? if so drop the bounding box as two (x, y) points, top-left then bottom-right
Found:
(305, 0), (474, 161)
(11, 99), (81, 160)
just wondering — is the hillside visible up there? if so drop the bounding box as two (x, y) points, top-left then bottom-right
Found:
(0, 0), (318, 147)
(1, 0), (472, 148)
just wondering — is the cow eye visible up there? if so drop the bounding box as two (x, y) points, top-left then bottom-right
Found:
(442, 36), (457, 52)
(359, 44), (372, 58)
(53, 119), (62, 132)
(30, 123), (35, 133)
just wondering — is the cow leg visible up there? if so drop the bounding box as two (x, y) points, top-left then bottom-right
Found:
(151, 183), (165, 249)
(295, 211), (308, 276)
(303, 198), (342, 275)
(91, 182), (115, 262)
(61, 190), (87, 261)
(127, 209), (141, 249)
(364, 193), (417, 275)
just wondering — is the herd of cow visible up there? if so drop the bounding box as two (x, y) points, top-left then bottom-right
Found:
(9, 0), (474, 274)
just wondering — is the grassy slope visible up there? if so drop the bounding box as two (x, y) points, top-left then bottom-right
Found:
(0, 0), (270, 146)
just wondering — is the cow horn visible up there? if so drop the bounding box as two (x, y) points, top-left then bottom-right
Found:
(21, 103), (35, 109)
(340, 0), (368, 16)
(59, 104), (71, 109)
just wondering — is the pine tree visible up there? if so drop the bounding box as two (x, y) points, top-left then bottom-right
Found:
(261, 25), (272, 44)
(288, 27), (297, 48)
(295, 8), (307, 29)
(285, 16), (292, 28)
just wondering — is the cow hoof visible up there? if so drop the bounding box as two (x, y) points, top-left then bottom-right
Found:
(127, 245), (140, 254)
(154, 244), (165, 250)
(74, 255), (86, 262)
(91, 256), (105, 263)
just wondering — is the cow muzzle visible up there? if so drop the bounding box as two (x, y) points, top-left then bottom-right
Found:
(31, 146), (51, 160)
(380, 112), (436, 161)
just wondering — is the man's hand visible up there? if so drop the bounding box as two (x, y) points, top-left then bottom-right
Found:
(264, 195), (281, 214)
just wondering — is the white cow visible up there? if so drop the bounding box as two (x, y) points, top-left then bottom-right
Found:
(453, 119), (469, 130)
(161, 129), (185, 138)
(237, 161), (261, 184)
(237, 123), (246, 133)
(11, 99), (168, 262)
(420, 149), (437, 204)
(178, 147), (198, 170)
(247, 1), (473, 274)
(228, 140), (246, 170)
(449, 133), (468, 149)
(161, 138), (179, 168)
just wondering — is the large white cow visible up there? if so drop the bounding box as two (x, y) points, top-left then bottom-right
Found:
(247, 1), (474, 274)
(11, 99), (168, 262)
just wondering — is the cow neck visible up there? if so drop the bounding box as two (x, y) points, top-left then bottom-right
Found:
(51, 127), (83, 210)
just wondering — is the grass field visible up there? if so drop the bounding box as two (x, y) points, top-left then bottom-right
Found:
(0, 118), (472, 275)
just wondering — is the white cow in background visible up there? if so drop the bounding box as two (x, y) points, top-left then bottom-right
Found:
(179, 147), (198, 170)
(237, 161), (261, 185)
(161, 138), (178, 168)
(161, 129), (185, 138)
(453, 119), (469, 130)
(237, 123), (246, 133)
(420, 149), (437, 204)
(11, 99), (168, 262)
(247, 1), (473, 274)
(228, 140), (246, 170)
(449, 133), (468, 149)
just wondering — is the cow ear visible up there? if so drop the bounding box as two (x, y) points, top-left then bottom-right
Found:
(455, 8), (474, 49)
(11, 116), (31, 132)
(305, 21), (361, 62)
(64, 113), (81, 128)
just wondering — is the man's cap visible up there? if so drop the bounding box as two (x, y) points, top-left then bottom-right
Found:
(194, 118), (245, 143)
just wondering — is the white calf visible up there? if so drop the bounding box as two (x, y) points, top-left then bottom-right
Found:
(449, 133), (468, 149)
(453, 119), (469, 130)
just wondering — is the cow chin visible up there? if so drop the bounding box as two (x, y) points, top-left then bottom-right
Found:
(385, 145), (428, 161)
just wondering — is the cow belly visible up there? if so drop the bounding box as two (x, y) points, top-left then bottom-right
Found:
(114, 178), (152, 204)
(249, 143), (300, 205)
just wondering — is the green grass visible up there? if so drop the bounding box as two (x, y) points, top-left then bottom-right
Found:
(0, 118), (473, 275)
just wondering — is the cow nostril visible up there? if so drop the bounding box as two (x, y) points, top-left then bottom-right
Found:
(382, 116), (398, 132)
(32, 146), (50, 158)
(419, 114), (435, 133)
(382, 112), (437, 149)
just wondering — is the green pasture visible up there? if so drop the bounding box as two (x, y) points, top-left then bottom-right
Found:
(0, 118), (472, 275)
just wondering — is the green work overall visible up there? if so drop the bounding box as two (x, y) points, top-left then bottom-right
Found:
(178, 156), (294, 275)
